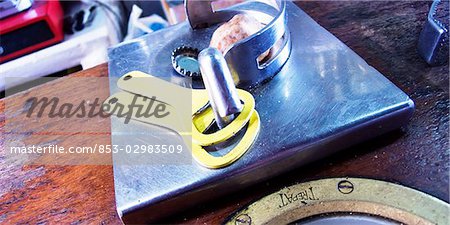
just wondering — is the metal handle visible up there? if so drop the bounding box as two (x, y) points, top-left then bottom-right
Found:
(198, 47), (243, 129)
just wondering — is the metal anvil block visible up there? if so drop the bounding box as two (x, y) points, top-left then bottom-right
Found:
(107, 2), (414, 223)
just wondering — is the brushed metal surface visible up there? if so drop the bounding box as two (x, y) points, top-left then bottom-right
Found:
(107, 2), (414, 223)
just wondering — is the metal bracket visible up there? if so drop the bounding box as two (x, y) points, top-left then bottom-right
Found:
(185, 0), (292, 87)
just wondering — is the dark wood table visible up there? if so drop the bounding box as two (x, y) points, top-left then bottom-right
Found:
(0, 1), (448, 224)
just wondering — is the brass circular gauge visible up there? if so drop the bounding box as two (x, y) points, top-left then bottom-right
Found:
(225, 178), (449, 225)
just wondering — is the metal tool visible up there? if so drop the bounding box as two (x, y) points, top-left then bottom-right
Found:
(107, 1), (415, 223)
(418, 0), (449, 66)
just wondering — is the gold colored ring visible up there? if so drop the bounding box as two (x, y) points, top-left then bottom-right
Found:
(192, 110), (260, 169)
(191, 90), (255, 146)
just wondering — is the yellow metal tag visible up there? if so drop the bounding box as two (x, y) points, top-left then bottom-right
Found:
(104, 71), (260, 169)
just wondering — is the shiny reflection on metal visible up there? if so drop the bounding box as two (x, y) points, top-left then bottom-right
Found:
(107, 2), (414, 223)
(418, 0), (449, 66)
(186, 0), (291, 88)
(198, 47), (243, 129)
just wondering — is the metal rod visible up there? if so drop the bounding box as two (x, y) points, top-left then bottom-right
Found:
(198, 47), (243, 129)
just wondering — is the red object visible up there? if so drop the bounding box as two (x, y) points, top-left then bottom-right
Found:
(0, 0), (64, 63)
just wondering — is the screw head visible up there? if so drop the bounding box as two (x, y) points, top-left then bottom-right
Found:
(337, 180), (354, 194)
(235, 214), (252, 225)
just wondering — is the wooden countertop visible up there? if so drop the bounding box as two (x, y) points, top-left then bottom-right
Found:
(0, 1), (448, 224)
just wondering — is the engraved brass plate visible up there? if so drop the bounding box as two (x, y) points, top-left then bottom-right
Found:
(225, 178), (449, 225)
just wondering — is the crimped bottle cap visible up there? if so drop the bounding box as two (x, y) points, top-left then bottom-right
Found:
(171, 46), (201, 78)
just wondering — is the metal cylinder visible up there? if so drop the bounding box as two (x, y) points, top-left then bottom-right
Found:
(198, 47), (243, 129)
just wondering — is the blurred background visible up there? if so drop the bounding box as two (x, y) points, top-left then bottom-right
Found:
(0, 0), (246, 97)
(0, 0), (448, 97)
